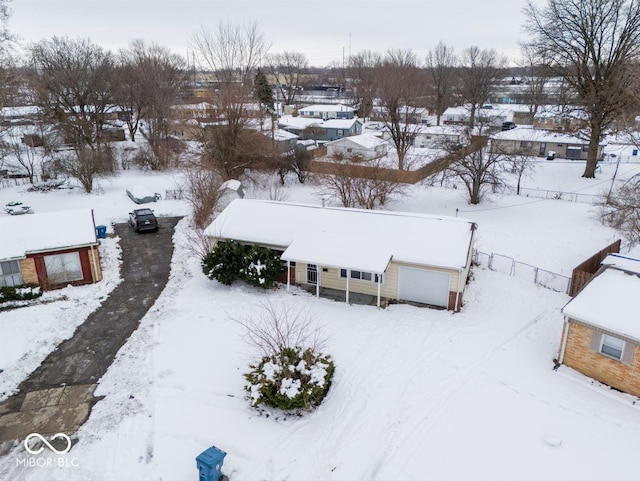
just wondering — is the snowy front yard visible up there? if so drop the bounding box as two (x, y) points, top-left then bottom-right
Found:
(1, 159), (640, 480)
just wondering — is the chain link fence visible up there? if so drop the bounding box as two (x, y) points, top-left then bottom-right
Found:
(473, 250), (570, 294)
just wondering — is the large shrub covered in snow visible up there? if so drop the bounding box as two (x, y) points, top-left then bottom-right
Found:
(202, 240), (283, 288)
(245, 346), (335, 411)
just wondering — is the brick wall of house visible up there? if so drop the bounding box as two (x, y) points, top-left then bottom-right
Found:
(448, 291), (463, 312)
(563, 321), (640, 396)
(19, 258), (38, 284)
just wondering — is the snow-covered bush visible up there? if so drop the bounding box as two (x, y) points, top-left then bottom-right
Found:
(0, 284), (42, 304)
(245, 346), (335, 411)
(202, 241), (283, 288)
(237, 300), (334, 412)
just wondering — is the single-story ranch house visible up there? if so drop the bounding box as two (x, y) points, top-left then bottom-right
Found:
(558, 254), (640, 396)
(490, 127), (605, 160)
(204, 199), (477, 311)
(0, 209), (102, 289)
(326, 134), (388, 161)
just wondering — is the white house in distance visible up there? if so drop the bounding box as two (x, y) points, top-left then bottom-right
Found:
(326, 133), (388, 161)
(297, 104), (356, 120)
(204, 199), (477, 311)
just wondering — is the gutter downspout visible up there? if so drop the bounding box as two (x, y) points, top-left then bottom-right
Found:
(558, 317), (570, 364)
(346, 269), (350, 305)
(454, 269), (462, 312)
(286, 260), (291, 292)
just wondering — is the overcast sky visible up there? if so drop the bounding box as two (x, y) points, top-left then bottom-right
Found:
(9, 0), (541, 67)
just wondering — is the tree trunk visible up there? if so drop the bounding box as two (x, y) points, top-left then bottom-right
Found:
(582, 126), (601, 178)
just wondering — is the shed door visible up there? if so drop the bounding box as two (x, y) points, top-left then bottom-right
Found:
(397, 267), (450, 308)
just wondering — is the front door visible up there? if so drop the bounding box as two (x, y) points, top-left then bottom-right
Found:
(307, 264), (318, 285)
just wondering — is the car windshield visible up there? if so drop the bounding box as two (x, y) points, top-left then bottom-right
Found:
(137, 214), (155, 222)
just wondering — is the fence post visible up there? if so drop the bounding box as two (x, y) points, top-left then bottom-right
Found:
(534, 267), (539, 285)
(510, 259), (515, 276)
(488, 253), (494, 270)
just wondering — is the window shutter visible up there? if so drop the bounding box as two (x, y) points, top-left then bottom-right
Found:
(589, 330), (602, 352)
(621, 343), (635, 366)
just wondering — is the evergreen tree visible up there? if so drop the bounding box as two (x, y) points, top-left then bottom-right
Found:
(254, 68), (275, 114)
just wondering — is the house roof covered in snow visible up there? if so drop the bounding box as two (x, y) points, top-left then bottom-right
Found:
(327, 133), (386, 149)
(298, 104), (356, 113)
(0, 208), (98, 260)
(490, 127), (598, 145)
(204, 199), (476, 274)
(562, 259), (640, 341)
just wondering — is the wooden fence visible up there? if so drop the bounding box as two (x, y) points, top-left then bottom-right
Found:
(568, 239), (621, 297)
(306, 136), (487, 184)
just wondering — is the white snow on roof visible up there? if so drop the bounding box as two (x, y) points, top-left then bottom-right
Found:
(328, 134), (386, 149)
(204, 199), (476, 272)
(562, 267), (640, 341)
(298, 104), (355, 113)
(272, 128), (299, 141)
(601, 254), (640, 275)
(321, 118), (361, 129)
(278, 115), (321, 129)
(0, 208), (98, 260)
(491, 128), (593, 144)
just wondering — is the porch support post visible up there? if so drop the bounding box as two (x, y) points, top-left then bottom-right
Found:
(316, 265), (320, 298)
(346, 269), (350, 304)
(377, 274), (381, 308)
(286, 260), (291, 292)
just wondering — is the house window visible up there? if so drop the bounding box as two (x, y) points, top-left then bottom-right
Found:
(582, 145), (589, 152)
(600, 334), (625, 361)
(337, 129), (345, 136)
(519, 141), (533, 148)
(44, 252), (83, 284)
(0, 260), (23, 287)
(347, 148), (353, 153)
(340, 269), (382, 283)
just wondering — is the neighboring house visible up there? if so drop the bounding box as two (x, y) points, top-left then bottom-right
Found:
(399, 106), (430, 125)
(412, 125), (467, 149)
(0, 209), (102, 289)
(490, 127), (605, 160)
(326, 133), (388, 161)
(297, 104), (356, 120)
(271, 128), (299, 152)
(278, 115), (323, 137)
(533, 107), (589, 132)
(204, 199), (477, 311)
(558, 254), (640, 397)
(299, 118), (363, 143)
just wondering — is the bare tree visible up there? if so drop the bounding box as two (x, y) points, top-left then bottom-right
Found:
(29, 36), (115, 192)
(347, 50), (381, 119)
(375, 49), (426, 170)
(456, 46), (507, 129)
(114, 40), (185, 169)
(316, 159), (406, 209)
(446, 132), (505, 204)
(523, 0), (640, 178)
(233, 300), (325, 359)
(265, 51), (308, 106)
(425, 41), (457, 126)
(600, 174), (640, 244)
(192, 21), (272, 179)
(517, 44), (553, 116)
(6, 129), (39, 183)
(182, 163), (224, 229)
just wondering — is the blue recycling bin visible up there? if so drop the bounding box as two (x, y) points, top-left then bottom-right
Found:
(95, 225), (107, 239)
(196, 446), (226, 481)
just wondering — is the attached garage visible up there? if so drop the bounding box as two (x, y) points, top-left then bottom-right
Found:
(205, 199), (477, 311)
(398, 267), (450, 308)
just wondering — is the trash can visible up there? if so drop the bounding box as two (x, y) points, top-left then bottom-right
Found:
(95, 225), (107, 239)
(196, 446), (226, 481)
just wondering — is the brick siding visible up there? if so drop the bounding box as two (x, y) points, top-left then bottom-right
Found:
(563, 321), (640, 396)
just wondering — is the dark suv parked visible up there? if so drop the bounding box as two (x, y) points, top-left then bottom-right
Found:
(129, 208), (159, 233)
(502, 121), (516, 131)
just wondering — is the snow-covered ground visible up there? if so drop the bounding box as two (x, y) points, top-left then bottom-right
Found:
(1, 156), (640, 480)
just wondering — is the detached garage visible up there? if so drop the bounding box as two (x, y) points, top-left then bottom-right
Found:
(205, 199), (477, 311)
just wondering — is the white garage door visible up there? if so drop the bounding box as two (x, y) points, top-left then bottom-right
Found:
(397, 267), (451, 308)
